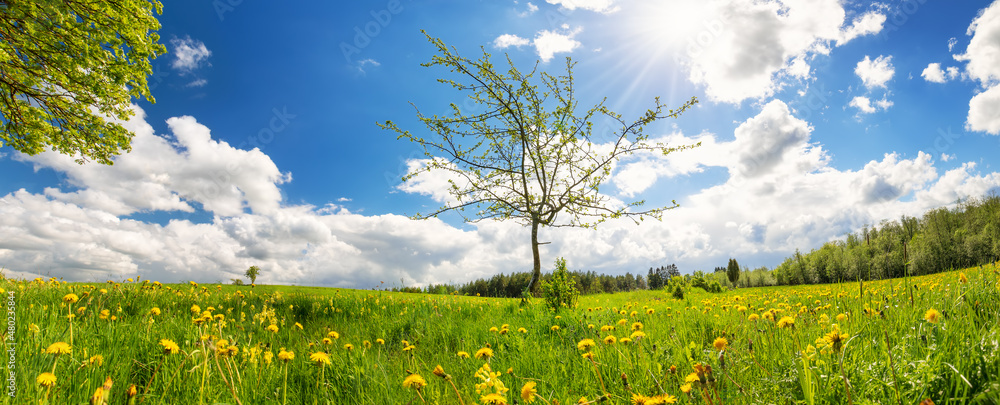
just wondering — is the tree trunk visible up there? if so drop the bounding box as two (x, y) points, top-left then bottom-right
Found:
(526, 215), (542, 295)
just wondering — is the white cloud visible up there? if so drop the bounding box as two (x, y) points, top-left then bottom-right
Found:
(3, 102), (999, 287)
(849, 96), (876, 114)
(533, 27), (583, 62)
(967, 85), (1000, 135)
(955, 2), (1000, 135)
(680, 0), (885, 104)
(922, 63), (947, 83)
(941, 153), (955, 162)
(855, 55), (895, 89)
(356, 58), (381, 74)
(494, 34), (531, 49)
(544, 0), (619, 14)
(956, 2), (1000, 84)
(948, 37), (958, 52)
(837, 11), (887, 45)
(15, 105), (289, 217)
(186, 79), (209, 88)
(518, 2), (539, 17)
(170, 36), (211, 73)
(848, 96), (892, 114)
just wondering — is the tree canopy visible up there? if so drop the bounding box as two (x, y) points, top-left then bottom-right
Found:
(0, 0), (166, 164)
(380, 32), (698, 293)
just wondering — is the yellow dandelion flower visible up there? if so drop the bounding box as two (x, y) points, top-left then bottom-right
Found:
(748, 313), (760, 321)
(190, 304), (200, 314)
(620, 337), (632, 344)
(402, 374), (427, 390)
(680, 383), (692, 394)
(836, 313), (847, 323)
(684, 372), (699, 383)
(263, 351), (274, 364)
(376, 338), (385, 345)
(577, 339), (597, 351)
(521, 381), (537, 403)
(36, 372), (57, 387)
(924, 308), (942, 324)
(266, 324), (279, 333)
(322, 338), (333, 346)
(328, 331), (340, 339)
(777, 316), (795, 328)
(475, 347), (494, 359)
(603, 335), (617, 345)
(62, 294), (79, 304)
(959, 272), (968, 283)
(433, 365), (446, 378)
(647, 308), (655, 315)
(489, 326), (499, 333)
(517, 327), (527, 333)
(648, 394), (678, 404)
(363, 340), (372, 348)
(630, 331), (646, 340)
(309, 351), (331, 366)
(343, 343), (354, 351)
(457, 351), (471, 359)
(277, 348), (294, 362)
(481, 393), (508, 404)
(88, 355), (104, 366)
(631, 393), (649, 405)
(294, 322), (303, 330)
(632, 322), (644, 331)
(581, 352), (595, 360)
(45, 342), (72, 355)
(150, 307), (161, 316)
(713, 337), (728, 351)
(550, 325), (560, 331)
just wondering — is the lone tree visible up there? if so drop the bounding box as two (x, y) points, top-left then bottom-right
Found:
(379, 32), (698, 293)
(0, 0), (166, 164)
(727, 258), (740, 286)
(244, 265), (261, 286)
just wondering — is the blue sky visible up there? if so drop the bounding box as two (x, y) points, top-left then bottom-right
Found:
(2, 0), (1000, 287)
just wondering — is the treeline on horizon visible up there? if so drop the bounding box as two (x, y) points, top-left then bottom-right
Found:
(389, 194), (1000, 297)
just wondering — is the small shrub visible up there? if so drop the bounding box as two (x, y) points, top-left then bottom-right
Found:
(540, 257), (579, 311)
(672, 285), (685, 300)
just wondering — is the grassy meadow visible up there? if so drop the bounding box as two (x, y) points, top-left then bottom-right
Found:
(3, 263), (1000, 405)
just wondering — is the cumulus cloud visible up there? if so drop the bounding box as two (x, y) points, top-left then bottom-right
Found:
(921, 63), (960, 83)
(494, 34), (531, 49)
(544, 0), (619, 14)
(15, 105), (290, 217)
(494, 26), (582, 62)
(837, 11), (887, 45)
(681, 0), (885, 104)
(170, 36), (212, 73)
(849, 96), (892, 114)
(3, 103), (999, 287)
(533, 27), (583, 62)
(955, 1), (1000, 135)
(855, 55), (895, 89)
(518, 2), (539, 17)
(967, 85), (1000, 135)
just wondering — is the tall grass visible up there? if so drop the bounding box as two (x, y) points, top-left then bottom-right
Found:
(3, 263), (998, 404)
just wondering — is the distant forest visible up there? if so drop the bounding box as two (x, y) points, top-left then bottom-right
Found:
(390, 194), (1000, 297)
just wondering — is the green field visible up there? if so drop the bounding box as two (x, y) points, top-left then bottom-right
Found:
(4, 264), (1000, 404)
